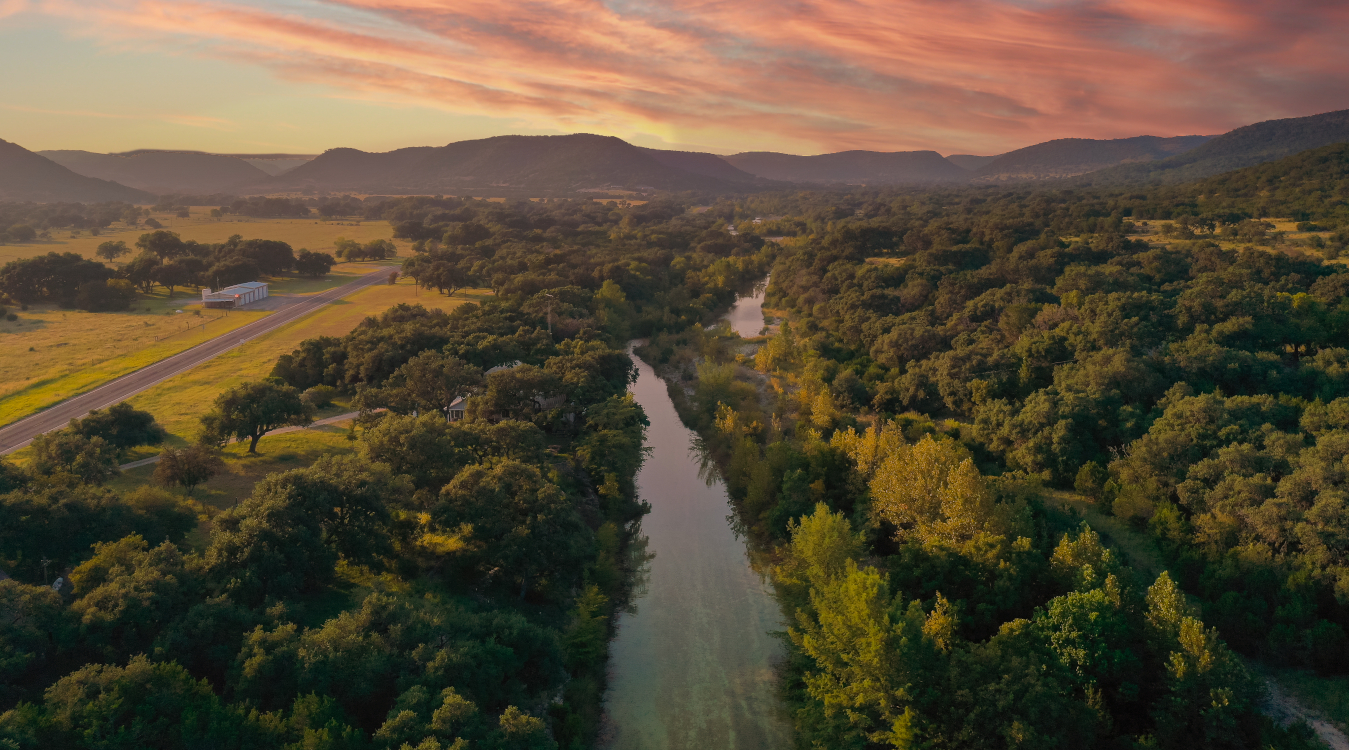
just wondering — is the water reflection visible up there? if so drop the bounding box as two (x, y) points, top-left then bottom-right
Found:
(723, 276), (770, 338)
(598, 347), (790, 750)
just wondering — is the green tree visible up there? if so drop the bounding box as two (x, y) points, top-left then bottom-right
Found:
(295, 249), (336, 278)
(436, 460), (586, 598)
(29, 431), (119, 484)
(154, 444), (225, 496)
(366, 351), (484, 420)
(95, 240), (130, 263)
(70, 402), (165, 453)
(135, 229), (185, 261)
(199, 381), (313, 453)
(205, 456), (400, 602)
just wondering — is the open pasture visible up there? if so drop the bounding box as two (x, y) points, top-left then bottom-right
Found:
(0, 206), (413, 265)
(126, 278), (486, 439)
(0, 260), (401, 428)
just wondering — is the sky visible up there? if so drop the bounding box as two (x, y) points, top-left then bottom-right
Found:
(1, 0), (1347, 157)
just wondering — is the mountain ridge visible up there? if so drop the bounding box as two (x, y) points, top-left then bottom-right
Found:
(1079, 108), (1349, 185)
(40, 150), (274, 194)
(263, 133), (747, 194)
(0, 140), (152, 203)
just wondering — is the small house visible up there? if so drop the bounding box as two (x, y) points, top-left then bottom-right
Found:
(202, 281), (269, 308)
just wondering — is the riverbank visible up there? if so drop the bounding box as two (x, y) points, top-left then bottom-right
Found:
(598, 344), (791, 749)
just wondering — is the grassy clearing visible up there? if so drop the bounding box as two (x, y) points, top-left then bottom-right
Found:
(108, 426), (358, 514)
(0, 208), (413, 265)
(0, 304), (269, 426)
(126, 279), (483, 438)
(0, 261), (402, 428)
(1261, 667), (1349, 735)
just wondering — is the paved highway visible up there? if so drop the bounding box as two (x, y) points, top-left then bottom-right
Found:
(0, 268), (393, 454)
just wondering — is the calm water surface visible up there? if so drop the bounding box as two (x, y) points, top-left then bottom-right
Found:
(599, 326), (789, 749)
(723, 276), (769, 338)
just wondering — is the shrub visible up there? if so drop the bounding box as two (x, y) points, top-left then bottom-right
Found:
(300, 385), (338, 409)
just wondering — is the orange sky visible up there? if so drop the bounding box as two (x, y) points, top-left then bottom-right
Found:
(2, 0), (1347, 155)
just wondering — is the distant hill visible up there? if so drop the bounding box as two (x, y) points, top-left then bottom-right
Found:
(1165, 141), (1349, 221)
(40, 149), (273, 194)
(971, 135), (1211, 182)
(0, 139), (152, 203)
(266, 134), (745, 194)
(637, 147), (760, 182)
(723, 149), (967, 184)
(945, 154), (999, 171)
(1084, 109), (1349, 185)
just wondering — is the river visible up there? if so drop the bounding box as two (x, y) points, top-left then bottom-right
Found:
(722, 276), (769, 338)
(599, 283), (788, 749)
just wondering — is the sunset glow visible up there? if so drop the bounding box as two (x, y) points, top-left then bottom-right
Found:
(3, 0), (1348, 154)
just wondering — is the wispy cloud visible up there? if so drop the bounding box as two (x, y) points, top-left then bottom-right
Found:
(4, 103), (236, 131)
(30, 0), (1349, 154)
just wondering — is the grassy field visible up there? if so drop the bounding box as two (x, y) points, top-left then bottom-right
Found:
(125, 278), (482, 439)
(0, 206), (413, 265)
(0, 260), (400, 428)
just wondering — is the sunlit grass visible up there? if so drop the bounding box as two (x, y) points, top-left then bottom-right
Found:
(0, 209), (413, 265)
(0, 304), (269, 426)
(108, 426), (358, 513)
(125, 279), (482, 438)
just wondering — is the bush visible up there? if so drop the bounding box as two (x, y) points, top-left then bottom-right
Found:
(75, 279), (135, 312)
(5, 313), (15, 322)
(300, 385), (337, 409)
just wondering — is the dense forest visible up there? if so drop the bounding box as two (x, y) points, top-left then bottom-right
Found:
(0, 197), (768, 749)
(642, 142), (1349, 748)
(2, 138), (1348, 748)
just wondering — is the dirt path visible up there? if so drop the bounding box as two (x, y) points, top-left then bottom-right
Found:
(1264, 677), (1349, 749)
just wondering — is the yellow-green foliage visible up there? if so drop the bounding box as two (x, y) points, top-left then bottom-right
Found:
(865, 435), (1021, 547)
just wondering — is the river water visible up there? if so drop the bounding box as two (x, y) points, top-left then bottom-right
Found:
(599, 285), (788, 749)
(722, 276), (769, 338)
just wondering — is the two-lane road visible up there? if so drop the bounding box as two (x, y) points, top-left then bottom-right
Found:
(0, 267), (394, 454)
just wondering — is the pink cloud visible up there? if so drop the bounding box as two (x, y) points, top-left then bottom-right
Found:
(32, 0), (1349, 154)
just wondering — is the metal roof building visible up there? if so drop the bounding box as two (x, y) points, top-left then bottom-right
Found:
(202, 281), (268, 308)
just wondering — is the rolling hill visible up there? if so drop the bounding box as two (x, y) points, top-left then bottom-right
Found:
(723, 149), (968, 183)
(1083, 109), (1349, 184)
(40, 149), (273, 194)
(0, 139), (152, 203)
(970, 135), (1212, 182)
(265, 134), (749, 194)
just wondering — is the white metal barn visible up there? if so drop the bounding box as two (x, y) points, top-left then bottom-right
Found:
(201, 281), (269, 308)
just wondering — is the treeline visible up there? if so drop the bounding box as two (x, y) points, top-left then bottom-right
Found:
(646, 324), (1315, 747)
(0, 232), (335, 310)
(0, 201), (138, 244)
